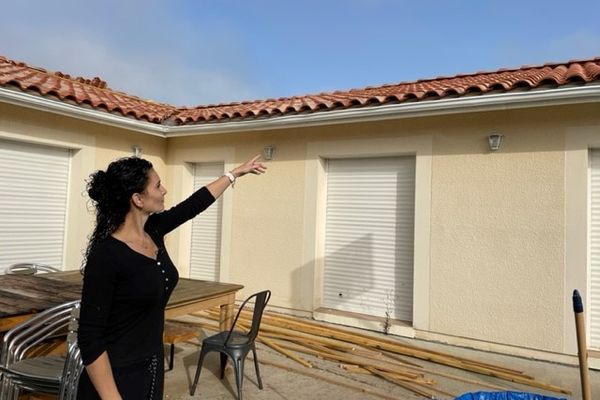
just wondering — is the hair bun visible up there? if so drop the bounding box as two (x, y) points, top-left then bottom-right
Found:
(88, 170), (108, 202)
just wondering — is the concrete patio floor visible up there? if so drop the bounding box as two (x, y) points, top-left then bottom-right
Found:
(163, 315), (599, 400)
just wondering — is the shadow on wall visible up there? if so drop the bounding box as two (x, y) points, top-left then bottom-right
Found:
(290, 232), (413, 325)
(288, 234), (373, 320)
(322, 234), (376, 314)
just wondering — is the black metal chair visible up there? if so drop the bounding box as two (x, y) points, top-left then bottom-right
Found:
(0, 300), (82, 400)
(190, 290), (271, 399)
(5, 263), (59, 275)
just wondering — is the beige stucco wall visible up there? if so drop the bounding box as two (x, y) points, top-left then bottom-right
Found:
(429, 109), (565, 352)
(3, 99), (600, 359)
(166, 123), (433, 312)
(0, 103), (166, 271)
(165, 104), (600, 357)
(166, 131), (311, 310)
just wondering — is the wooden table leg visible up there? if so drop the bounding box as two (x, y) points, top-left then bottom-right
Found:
(219, 293), (236, 331)
(0, 314), (32, 333)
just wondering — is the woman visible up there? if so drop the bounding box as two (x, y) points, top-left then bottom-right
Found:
(77, 155), (266, 399)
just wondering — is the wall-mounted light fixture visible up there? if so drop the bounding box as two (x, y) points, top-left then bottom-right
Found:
(132, 145), (143, 157)
(263, 145), (275, 160)
(488, 134), (503, 151)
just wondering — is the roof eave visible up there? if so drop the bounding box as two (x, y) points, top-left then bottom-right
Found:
(166, 84), (600, 137)
(2, 84), (600, 138)
(0, 87), (167, 137)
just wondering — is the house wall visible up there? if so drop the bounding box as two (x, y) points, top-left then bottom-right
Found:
(3, 99), (600, 361)
(428, 108), (566, 352)
(166, 103), (600, 359)
(0, 102), (166, 270)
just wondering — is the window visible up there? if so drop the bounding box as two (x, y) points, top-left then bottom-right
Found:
(0, 139), (70, 270)
(589, 149), (600, 349)
(189, 162), (224, 281)
(323, 156), (415, 321)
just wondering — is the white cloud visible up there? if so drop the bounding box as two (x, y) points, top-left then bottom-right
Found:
(0, 4), (263, 106)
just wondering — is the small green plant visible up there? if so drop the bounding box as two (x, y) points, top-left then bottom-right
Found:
(382, 289), (393, 335)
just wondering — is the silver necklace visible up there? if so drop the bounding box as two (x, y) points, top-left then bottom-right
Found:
(124, 233), (150, 250)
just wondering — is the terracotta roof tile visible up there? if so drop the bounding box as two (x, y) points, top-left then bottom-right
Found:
(1, 55), (600, 126)
(0, 56), (176, 123)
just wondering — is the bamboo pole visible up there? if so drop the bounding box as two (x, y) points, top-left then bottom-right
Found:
(184, 313), (510, 393)
(365, 367), (436, 399)
(257, 336), (313, 368)
(340, 364), (371, 374)
(261, 330), (385, 357)
(230, 319), (313, 369)
(259, 337), (439, 397)
(275, 339), (423, 380)
(382, 356), (511, 392)
(250, 310), (528, 376)
(376, 366), (458, 399)
(236, 312), (570, 394)
(299, 340), (423, 380)
(256, 358), (402, 400)
(233, 310), (528, 376)
(197, 309), (571, 395)
(378, 350), (424, 368)
(342, 365), (451, 398)
(186, 312), (506, 390)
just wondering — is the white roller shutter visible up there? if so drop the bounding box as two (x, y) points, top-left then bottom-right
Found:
(323, 156), (415, 321)
(589, 149), (600, 349)
(0, 139), (70, 271)
(189, 163), (223, 281)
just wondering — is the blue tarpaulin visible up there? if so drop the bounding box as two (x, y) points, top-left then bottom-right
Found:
(455, 392), (567, 400)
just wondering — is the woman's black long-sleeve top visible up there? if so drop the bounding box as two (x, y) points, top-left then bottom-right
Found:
(78, 187), (216, 367)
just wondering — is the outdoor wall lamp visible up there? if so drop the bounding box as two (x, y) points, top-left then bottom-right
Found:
(132, 145), (143, 157)
(488, 134), (503, 151)
(263, 145), (275, 160)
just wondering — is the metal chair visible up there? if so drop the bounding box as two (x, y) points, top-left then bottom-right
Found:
(58, 334), (83, 400)
(190, 290), (271, 399)
(0, 300), (82, 400)
(5, 263), (59, 275)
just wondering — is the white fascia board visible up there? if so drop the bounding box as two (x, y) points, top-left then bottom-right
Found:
(2, 84), (600, 138)
(165, 85), (600, 137)
(0, 87), (167, 137)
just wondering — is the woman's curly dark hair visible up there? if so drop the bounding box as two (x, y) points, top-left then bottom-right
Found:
(83, 157), (153, 270)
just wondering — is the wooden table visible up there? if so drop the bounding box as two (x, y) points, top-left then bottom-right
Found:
(0, 271), (243, 333)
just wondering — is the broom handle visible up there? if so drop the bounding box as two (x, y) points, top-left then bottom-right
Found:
(573, 289), (592, 400)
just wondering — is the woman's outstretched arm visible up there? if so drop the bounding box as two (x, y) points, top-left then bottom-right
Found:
(206, 154), (267, 199)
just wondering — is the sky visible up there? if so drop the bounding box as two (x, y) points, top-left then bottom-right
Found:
(2, 0), (600, 107)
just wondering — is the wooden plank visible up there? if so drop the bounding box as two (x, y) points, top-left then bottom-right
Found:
(39, 272), (243, 307)
(169, 278), (243, 305)
(0, 275), (81, 318)
(258, 357), (400, 400)
(165, 295), (233, 318)
(39, 270), (82, 284)
(227, 310), (571, 395)
(163, 322), (198, 344)
(0, 314), (32, 332)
